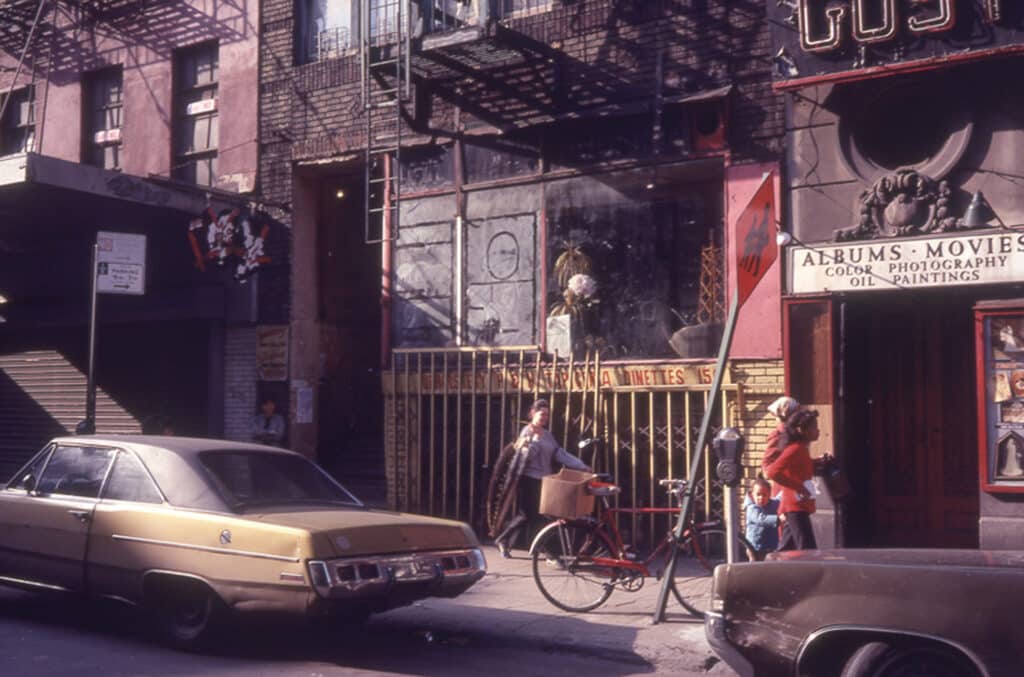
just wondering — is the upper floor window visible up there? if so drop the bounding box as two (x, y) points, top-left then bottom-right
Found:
(84, 67), (124, 171)
(297, 0), (357, 62)
(497, 0), (550, 18)
(173, 41), (219, 187)
(0, 87), (35, 156)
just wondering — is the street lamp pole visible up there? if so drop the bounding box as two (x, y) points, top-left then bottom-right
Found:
(83, 243), (99, 434)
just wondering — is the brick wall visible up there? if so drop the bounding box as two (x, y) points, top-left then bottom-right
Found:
(258, 0), (784, 215)
(224, 327), (258, 442)
(731, 358), (786, 483)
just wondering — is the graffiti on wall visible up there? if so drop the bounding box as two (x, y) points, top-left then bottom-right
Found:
(187, 208), (271, 281)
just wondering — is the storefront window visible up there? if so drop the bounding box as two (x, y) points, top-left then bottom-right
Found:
(544, 169), (721, 360)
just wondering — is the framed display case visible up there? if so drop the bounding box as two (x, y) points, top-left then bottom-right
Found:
(976, 301), (1024, 493)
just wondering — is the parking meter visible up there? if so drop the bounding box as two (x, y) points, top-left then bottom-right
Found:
(713, 427), (744, 563)
(712, 427), (744, 487)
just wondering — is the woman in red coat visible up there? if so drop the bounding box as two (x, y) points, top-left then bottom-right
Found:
(762, 407), (820, 551)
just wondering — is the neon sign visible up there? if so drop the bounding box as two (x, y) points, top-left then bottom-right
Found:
(797, 0), (1001, 54)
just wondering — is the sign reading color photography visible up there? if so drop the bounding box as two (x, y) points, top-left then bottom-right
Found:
(788, 230), (1024, 294)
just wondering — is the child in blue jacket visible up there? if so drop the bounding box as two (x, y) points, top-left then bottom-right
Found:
(744, 477), (780, 560)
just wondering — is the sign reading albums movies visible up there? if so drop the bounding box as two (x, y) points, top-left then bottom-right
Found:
(788, 230), (1024, 294)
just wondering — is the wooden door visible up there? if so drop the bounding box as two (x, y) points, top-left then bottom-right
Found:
(851, 294), (978, 548)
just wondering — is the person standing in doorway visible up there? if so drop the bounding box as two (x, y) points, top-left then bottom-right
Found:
(493, 399), (590, 558)
(252, 397), (286, 447)
(762, 407), (820, 551)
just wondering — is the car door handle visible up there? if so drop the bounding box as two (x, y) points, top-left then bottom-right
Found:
(68, 510), (91, 523)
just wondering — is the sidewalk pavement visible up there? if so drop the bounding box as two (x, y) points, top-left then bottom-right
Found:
(368, 545), (736, 676)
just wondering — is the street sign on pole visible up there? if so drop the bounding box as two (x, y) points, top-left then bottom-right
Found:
(97, 231), (146, 295)
(735, 173), (777, 307)
(652, 171), (777, 623)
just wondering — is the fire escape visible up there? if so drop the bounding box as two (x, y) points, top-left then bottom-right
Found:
(359, 0), (552, 243)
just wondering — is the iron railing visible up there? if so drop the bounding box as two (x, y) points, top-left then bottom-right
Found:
(383, 346), (743, 549)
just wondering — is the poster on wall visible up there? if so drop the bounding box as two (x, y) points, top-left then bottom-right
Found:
(256, 325), (289, 381)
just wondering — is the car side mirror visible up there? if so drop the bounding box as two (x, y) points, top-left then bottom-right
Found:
(22, 473), (36, 493)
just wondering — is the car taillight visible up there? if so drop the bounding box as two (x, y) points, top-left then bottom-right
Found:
(308, 560), (331, 596)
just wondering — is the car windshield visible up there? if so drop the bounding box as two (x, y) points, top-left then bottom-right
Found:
(199, 451), (359, 510)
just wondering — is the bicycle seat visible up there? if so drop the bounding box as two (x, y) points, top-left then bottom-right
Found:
(587, 481), (621, 497)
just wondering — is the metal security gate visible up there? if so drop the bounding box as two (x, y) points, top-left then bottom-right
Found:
(384, 347), (742, 547)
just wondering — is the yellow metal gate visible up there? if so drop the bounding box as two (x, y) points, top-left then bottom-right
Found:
(384, 346), (742, 548)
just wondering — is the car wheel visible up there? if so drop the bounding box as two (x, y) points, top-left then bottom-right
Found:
(840, 640), (979, 677)
(150, 578), (222, 650)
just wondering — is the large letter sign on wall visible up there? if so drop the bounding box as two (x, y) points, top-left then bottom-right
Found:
(770, 0), (1014, 88)
(736, 173), (778, 307)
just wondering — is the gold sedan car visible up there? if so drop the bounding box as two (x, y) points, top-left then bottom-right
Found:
(0, 435), (486, 648)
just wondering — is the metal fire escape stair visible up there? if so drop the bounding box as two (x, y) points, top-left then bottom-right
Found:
(360, 0), (413, 244)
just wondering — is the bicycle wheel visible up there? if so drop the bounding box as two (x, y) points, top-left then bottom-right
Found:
(531, 521), (617, 613)
(670, 527), (752, 618)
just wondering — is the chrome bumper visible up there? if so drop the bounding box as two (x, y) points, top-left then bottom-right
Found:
(705, 611), (755, 677)
(308, 548), (486, 603)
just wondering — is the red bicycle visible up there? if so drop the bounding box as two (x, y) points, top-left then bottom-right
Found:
(529, 475), (754, 617)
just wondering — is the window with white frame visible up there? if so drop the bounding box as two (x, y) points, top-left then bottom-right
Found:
(0, 87), (35, 156)
(84, 67), (124, 171)
(297, 0), (358, 62)
(173, 42), (219, 187)
(497, 0), (550, 18)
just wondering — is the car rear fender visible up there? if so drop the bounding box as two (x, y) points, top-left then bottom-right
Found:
(142, 570), (221, 607)
(797, 625), (988, 677)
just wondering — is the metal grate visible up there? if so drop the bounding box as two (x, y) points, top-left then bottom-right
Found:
(383, 346), (742, 547)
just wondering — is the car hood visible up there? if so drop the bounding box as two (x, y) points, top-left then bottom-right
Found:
(767, 548), (1024, 569)
(246, 508), (478, 558)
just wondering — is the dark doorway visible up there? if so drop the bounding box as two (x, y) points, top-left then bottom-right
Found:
(315, 174), (385, 501)
(841, 291), (979, 548)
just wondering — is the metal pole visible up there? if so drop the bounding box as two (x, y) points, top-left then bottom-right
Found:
(84, 243), (99, 433)
(652, 290), (740, 623)
(724, 484), (738, 563)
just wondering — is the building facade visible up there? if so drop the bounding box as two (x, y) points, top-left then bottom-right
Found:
(260, 0), (788, 538)
(0, 1), (280, 478)
(769, 0), (1024, 548)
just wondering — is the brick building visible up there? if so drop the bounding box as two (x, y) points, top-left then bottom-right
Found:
(0, 1), (279, 476)
(259, 0), (788, 537)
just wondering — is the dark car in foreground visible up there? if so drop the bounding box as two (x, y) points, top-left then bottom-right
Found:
(0, 435), (486, 648)
(705, 548), (1023, 677)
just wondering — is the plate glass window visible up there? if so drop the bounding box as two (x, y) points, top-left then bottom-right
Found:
(84, 67), (124, 170)
(173, 41), (219, 186)
(0, 87), (35, 156)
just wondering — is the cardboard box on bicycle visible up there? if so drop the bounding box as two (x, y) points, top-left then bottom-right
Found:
(539, 468), (597, 519)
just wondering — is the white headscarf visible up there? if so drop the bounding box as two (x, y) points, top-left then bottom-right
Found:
(767, 396), (801, 423)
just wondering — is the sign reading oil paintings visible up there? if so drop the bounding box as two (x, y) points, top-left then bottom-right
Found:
(767, 1), (1021, 88)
